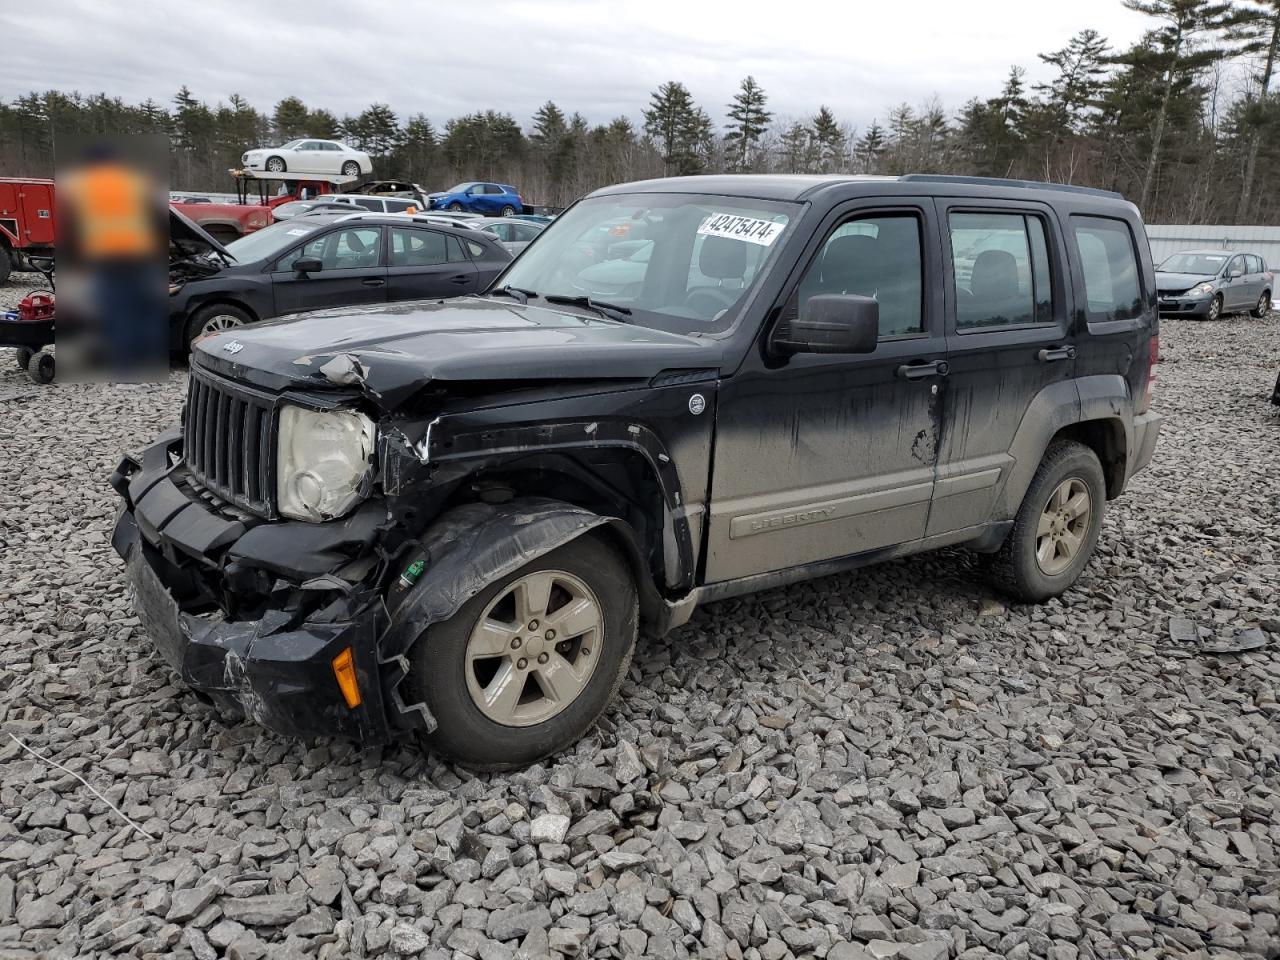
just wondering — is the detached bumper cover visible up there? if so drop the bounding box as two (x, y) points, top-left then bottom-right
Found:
(111, 432), (394, 744)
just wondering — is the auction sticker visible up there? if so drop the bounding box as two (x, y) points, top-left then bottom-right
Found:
(698, 213), (787, 246)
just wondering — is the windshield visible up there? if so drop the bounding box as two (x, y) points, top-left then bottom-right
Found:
(495, 192), (796, 335)
(443, 183), (473, 194)
(223, 219), (326, 263)
(1158, 252), (1229, 275)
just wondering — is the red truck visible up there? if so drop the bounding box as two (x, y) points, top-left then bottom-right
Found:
(171, 170), (359, 245)
(0, 177), (55, 285)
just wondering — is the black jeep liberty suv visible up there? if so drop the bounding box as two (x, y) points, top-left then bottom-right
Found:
(113, 174), (1162, 768)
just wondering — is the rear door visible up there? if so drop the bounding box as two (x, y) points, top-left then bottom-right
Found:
(928, 199), (1075, 536)
(386, 225), (478, 300)
(270, 224), (388, 315)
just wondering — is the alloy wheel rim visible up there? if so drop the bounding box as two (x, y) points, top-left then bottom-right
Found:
(1209, 298), (1220, 319)
(267, 158), (283, 172)
(201, 315), (244, 335)
(464, 569), (602, 727)
(1261, 295), (1270, 314)
(1035, 477), (1091, 576)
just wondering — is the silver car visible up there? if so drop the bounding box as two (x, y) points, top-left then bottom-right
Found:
(479, 218), (546, 255)
(1155, 249), (1273, 320)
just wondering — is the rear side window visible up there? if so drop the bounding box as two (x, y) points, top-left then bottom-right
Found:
(796, 213), (924, 337)
(351, 198), (381, 212)
(949, 212), (1053, 329)
(1071, 216), (1142, 321)
(390, 227), (447, 266)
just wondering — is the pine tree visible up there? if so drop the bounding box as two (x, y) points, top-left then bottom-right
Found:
(1224, 1), (1280, 219)
(856, 121), (886, 173)
(811, 106), (845, 172)
(1123, 0), (1233, 210)
(725, 76), (771, 172)
(643, 81), (709, 175)
(273, 97), (309, 140)
(1037, 29), (1111, 132)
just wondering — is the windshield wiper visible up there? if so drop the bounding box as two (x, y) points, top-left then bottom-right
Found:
(489, 285), (536, 304)
(543, 294), (632, 322)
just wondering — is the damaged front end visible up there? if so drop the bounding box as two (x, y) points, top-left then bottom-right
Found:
(111, 346), (706, 744)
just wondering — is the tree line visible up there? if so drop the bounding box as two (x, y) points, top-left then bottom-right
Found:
(2, 0), (1279, 224)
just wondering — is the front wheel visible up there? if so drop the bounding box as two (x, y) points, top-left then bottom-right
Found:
(1252, 291), (1271, 318)
(185, 303), (251, 351)
(988, 440), (1106, 603)
(1207, 294), (1223, 321)
(341, 160), (360, 177)
(447, 202), (463, 212)
(404, 532), (638, 770)
(266, 156), (286, 173)
(500, 205), (517, 217)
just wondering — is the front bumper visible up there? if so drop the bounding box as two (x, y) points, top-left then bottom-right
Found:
(110, 430), (397, 743)
(1157, 295), (1212, 317)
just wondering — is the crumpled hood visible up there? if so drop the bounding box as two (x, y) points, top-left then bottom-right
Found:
(1155, 271), (1216, 293)
(194, 296), (723, 407)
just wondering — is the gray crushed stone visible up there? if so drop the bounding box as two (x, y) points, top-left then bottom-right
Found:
(1, 298), (1278, 959)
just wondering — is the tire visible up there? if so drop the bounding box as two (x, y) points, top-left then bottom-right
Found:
(403, 532), (638, 770)
(184, 303), (252, 351)
(1207, 294), (1222, 321)
(988, 440), (1106, 603)
(266, 156), (286, 173)
(448, 202), (463, 212)
(26, 350), (54, 384)
(0, 251), (11, 286)
(1251, 290), (1270, 318)
(13, 348), (32, 370)
(341, 161), (360, 177)
(500, 205), (516, 217)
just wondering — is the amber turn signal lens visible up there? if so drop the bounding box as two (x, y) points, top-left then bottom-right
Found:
(331, 647), (362, 709)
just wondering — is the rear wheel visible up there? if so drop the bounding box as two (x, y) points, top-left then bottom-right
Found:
(342, 160), (360, 177)
(1207, 294), (1223, 321)
(500, 205), (517, 217)
(185, 303), (251, 350)
(404, 532), (638, 770)
(1252, 290), (1271, 318)
(988, 440), (1106, 603)
(266, 156), (286, 173)
(26, 350), (54, 384)
(0, 250), (11, 286)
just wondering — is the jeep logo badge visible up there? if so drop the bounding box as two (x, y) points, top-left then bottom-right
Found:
(223, 340), (244, 354)
(688, 393), (706, 415)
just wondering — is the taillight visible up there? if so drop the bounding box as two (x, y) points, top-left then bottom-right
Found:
(1139, 334), (1158, 414)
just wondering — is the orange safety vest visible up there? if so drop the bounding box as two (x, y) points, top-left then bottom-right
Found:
(65, 165), (159, 258)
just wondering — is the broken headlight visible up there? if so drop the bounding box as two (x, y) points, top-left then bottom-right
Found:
(276, 405), (375, 521)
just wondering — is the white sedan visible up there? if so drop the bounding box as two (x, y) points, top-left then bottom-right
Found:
(240, 140), (373, 177)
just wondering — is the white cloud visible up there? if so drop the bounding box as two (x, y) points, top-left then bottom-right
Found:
(3, 0), (1153, 132)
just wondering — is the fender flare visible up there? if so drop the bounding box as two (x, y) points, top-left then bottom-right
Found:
(377, 497), (661, 732)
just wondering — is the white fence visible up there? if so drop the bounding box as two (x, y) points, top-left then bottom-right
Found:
(1146, 224), (1280, 267)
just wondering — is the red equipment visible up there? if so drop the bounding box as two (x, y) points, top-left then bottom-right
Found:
(0, 177), (56, 285)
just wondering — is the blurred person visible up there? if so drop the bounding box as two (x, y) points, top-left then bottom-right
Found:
(57, 136), (168, 380)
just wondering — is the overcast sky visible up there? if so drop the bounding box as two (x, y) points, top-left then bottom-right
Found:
(4, 0), (1154, 133)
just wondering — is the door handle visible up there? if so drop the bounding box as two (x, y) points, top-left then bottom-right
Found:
(361, 278), (385, 287)
(1038, 346), (1076, 362)
(450, 274), (471, 285)
(896, 360), (949, 380)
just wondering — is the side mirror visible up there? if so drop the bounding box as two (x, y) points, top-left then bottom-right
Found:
(1229, 267), (1244, 279)
(772, 294), (880, 355)
(293, 256), (323, 276)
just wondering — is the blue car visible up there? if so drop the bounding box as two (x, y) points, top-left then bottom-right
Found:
(428, 182), (524, 216)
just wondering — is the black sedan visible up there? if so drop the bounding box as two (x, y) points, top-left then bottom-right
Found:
(169, 211), (512, 349)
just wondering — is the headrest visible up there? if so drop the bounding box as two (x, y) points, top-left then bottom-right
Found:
(699, 236), (747, 280)
(971, 249), (1018, 299)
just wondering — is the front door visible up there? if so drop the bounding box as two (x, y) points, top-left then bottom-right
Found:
(386, 226), (478, 300)
(703, 202), (947, 583)
(927, 201), (1077, 535)
(271, 225), (388, 316)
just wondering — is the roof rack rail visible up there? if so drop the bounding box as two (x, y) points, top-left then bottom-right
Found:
(899, 174), (1123, 200)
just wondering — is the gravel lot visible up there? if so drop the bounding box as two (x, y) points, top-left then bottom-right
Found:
(1, 280), (1279, 960)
